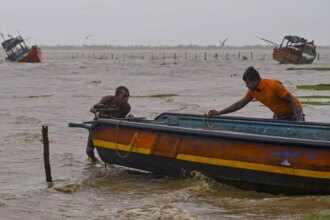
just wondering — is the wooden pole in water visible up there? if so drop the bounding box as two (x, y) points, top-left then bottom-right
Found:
(318, 53), (320, 60)
(42, 125), (52, 182)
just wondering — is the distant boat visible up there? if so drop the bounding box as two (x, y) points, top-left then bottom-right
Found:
(1, 34), (41, 63)
(272, 35), (317, 64)
(70, 112), (330, 195)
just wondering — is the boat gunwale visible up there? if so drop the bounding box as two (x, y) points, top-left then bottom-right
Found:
(95, 117), (330, 148)
(156, 112), (330, 127)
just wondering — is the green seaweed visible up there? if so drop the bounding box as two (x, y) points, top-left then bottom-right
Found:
(296, 84), (330, 90)
(13, 95), (53, 99)
(287, 67), (330, 71)
(132, 93), (178, 98)
(150, 94), (178, 98)
(301, 101), (330, 106)
(302, 213), (330, 220)
(298, 95), (330, 99)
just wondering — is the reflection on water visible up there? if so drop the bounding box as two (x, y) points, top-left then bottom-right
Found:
(1, 48), (330, 219)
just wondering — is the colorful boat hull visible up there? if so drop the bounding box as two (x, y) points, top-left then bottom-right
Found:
(272, 36), (316, 64)
(18, 46), (42, 63)
(1, 34), (41, 63)
(70, 113), (330, 195)
(273, 48), (314, 64)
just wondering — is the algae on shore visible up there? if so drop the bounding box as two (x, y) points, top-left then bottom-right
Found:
(301, 101), (330, 106)
(297, 95), (330, 99)
(132, 93), (178, 98)
(287, 67), (330, 71)
(296, 84), (330, 90)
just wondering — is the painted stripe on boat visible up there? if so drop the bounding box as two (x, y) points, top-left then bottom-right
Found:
(93, 139), (330, 179)
(93, 139), (151, 154)
(177, 154), (330, 179)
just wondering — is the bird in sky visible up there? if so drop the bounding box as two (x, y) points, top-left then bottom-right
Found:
(219, 38), (228, 47)
(85, 34), (92, 40)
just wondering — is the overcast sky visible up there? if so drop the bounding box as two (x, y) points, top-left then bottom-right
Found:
(0, 0), (329, 46)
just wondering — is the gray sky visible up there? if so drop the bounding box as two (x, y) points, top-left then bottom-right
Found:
(1, 0), (329, 46)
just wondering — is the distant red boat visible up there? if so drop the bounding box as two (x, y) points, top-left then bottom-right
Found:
(273, 35), (316, 64)
(257, 35), (317, 64)
(1, 34), (41, 63)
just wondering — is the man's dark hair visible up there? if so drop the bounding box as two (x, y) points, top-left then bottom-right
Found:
(115, 86), (129, 96)
(242, 66), (261, 82)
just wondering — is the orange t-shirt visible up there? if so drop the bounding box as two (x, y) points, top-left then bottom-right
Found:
(243, 78), (302, 117)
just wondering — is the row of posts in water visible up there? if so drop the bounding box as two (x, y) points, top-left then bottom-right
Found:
(72, 52), (263, 60)
(71, 52), (321, 61)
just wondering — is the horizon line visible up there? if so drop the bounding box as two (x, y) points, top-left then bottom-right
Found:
(38, 44), (330, 48)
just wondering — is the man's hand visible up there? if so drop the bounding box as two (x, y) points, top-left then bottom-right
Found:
(208, 110), (219, 117)
(126, 113), (134, 118)
(94, 104), (107, 109)
(91, 104), (113, 113)
(90, 106), (96, 113)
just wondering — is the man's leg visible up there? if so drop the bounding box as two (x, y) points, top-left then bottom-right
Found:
(86, 134), (96, 160)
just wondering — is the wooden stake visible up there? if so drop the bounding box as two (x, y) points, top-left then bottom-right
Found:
(42, 125), (52, 182)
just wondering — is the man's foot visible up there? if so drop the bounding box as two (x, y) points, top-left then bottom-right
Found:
(87, 155), (98, 162)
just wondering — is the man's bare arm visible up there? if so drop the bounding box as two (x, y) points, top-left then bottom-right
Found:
(208, 98), (250, 116)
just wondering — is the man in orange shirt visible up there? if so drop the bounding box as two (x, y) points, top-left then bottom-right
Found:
(208, 66), (305, 121)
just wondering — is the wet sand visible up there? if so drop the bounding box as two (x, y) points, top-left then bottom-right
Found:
(0, 48), (330, 219)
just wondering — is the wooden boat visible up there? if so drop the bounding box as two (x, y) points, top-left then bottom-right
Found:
(1, 34), (41, 63)
(272, 35), (316, 64)
(69, 112), (330, 195)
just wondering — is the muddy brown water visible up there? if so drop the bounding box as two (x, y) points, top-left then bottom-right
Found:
(1, 49), (330, 219)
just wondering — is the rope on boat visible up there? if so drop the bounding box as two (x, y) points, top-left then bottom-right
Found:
(202, 113), (222, 130)
(115, 120), (137, 158)
(202, 113), (213, 129)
